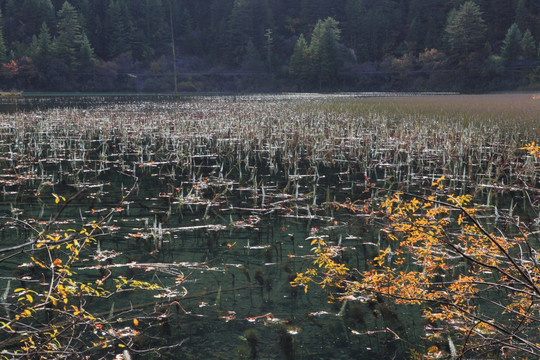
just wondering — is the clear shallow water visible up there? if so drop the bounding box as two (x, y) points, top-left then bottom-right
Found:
(0, 94), (534, 359)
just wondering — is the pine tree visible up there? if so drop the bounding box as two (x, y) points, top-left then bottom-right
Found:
(178, 8), (193, 36)
(343, 0), (364, 59)
(300, 0), (322, 27)
(78, 32), (94, 67)
(520, 29), (536, 60)
(104, 0), (133, 58)
(4, 0), (20, 44)
(501, 23), (522, 62)
(28, 22), (51, 64)
(514, 0), (531, 34)
(444, 1), (487, 65)
(22, 0), (55, 38)
(264, 28), (273, 71)
(226, 0), (254, 66)
(54, 1), (84, 70)
(362, 0), (403, 61)
(27, 22), (52, 87)
(241, 39), (264, 71)
(0, 10), (7, 63)
(474, 0), (513, 42)
(406, 0), (448, 54)
(207, 0), (233, 60)
(38, 22), (52, 59)
(142, 0), (168, 55)
(289, 34), (310, 81)
(309, 17), (341, 88)
(0, 26), (7, 63)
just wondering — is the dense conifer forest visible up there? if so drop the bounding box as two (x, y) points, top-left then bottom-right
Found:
(1, 0), (539, 92)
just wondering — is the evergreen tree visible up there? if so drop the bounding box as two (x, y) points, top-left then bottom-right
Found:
(520, 29), (536, 60)
(444, 1), (487, 65)
(406, 0), (448, 54)
(309, 17), (341, 88)
(0, 26), (7, 63)
(84, 2), (106, 58)
(3, 0), (21, 44)
(289, 33), (311, 88)
(27, 22), (52, 87)
(24, 0), (55, 37)
(104, 0), (133, 58)
(78, 32), (94, 67)
(289, 34), (310, 78)
(343, 0), (364, 59)
(226, 0), (254, 66)
(53, 1), (84, 70)
(241, 38), (264, 71)
(514, 0), (532, 35)
(0, 10), (6, 63)
(178, 8), (193, 36)
(141, 0), (168, 55)
(264, 28), (273, 71)
(38, 22), (52, 58)
(474, 0), (513, 42)
(29, 22), (52, 64)
(0, 0), (538, 92)
(501, 23), (522, 62)
(254, 0), (275, 49)
(362, 0), (404, 61)
(207, 0), (233, 60)
(3, 0), (54, 43)
(300, 0), (324, 28)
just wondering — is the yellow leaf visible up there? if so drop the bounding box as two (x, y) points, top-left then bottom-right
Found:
(0, 322), (13, 331)
(431, 176), (445, 187)
(47, 296), (58, 306)
(25, 294), (33, 303)
(31, 257), (47, 268)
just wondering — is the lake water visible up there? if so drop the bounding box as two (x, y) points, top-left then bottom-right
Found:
(0, 94), (535, 359)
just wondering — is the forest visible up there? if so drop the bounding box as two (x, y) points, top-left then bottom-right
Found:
(1, 0), (540, 92)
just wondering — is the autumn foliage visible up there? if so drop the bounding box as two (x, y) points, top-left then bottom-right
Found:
(293, 154), (540, 358)
(0, 187), (187, 359)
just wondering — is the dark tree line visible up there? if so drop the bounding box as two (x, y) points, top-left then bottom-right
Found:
(0, 0), (540, 92)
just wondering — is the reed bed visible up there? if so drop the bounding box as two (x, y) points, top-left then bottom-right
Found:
(1, 94), (537, 195)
